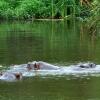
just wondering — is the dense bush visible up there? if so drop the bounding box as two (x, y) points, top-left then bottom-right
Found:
(0, 1), (9, 19)
(0, 0), (99, 20)
(15, 0), (44, 19)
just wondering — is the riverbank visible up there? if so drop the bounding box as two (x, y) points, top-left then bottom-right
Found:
(0, 0), (99, 20)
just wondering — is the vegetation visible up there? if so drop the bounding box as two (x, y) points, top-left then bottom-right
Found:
(0, 0), (99, 19)
(85, 0), (100, 34)
(0, 0), (99, 33)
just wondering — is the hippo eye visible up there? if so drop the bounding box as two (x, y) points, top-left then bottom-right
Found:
(0, 73), (2, 76)
(89, 64), (93, 67)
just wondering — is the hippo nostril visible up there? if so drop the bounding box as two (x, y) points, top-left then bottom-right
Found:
(34, 63), (37, 68)
(34, 63), (40, 70)
(34, 63), (37, 70)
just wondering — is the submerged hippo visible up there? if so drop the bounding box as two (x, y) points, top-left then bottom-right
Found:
(27, 61), (60, 70)
(0, 72), (22, 81)
(77, 62), (96, 68)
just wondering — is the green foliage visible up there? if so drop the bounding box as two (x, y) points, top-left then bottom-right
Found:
(85, 0), (100, 34)
(15, 0), (43, 19)
(0, 0), (16, 19)
(0, 1), (9, 19)
(0, 0), (99, 20)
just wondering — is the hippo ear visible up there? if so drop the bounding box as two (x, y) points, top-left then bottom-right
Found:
(14, 73), (22, 79)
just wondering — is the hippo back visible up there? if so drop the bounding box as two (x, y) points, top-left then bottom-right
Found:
(0, 72), (16, 81)
(38, 61), (60, 70)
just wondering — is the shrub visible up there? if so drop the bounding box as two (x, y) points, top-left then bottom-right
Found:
(15, 0), (47, 19)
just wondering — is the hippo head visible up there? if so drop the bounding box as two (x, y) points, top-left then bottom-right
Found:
(27, 61), (40, 70)
(77, 62), (96, 68)
(0, 72), (22, 81)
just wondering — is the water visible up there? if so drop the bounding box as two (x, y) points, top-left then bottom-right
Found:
(0, 77), (100, 100)
(0, 20), (100, 100)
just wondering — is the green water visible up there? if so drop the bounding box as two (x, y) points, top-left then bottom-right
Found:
(0, 20), (100, 100)
(0, 77), (100, 100)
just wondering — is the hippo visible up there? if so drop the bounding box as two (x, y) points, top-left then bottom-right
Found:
(77, 62), (96, 68)
(27, 61), (37, 70)
(27, 61), (60, 70)
(0, 72), (22, 81)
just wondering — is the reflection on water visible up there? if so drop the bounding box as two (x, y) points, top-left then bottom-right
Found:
(0, 20), (100, 100)
(0, 20), (100, 65)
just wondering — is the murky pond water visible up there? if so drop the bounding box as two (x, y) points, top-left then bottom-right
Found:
(0, 20), (100, 100)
